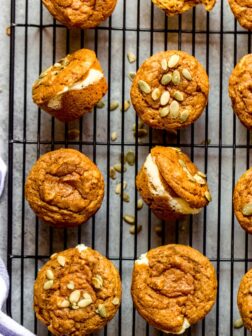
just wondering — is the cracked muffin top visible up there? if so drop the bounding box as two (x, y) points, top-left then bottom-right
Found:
(42, 0), (118, 29)
(228, 0), (252, 30)
(131, 244), (217, 334)
(130, 50), (209, 131)
(229, 54), (252, 129)
(34, 244), (121, 336)
(25, 148), (104, 228)
(152, 0), (215, 15)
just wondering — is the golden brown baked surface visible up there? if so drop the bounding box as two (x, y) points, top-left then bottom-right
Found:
(136, 146), (211, 221)
(32, 48), (108, 122)
(228, 0), (252, 30)
(131, 244), (217, 334)
(233, 167), (252, 233)
(152, 0), (215, 15)
(42, 0), (118, 29)
(25, 148), (104, 228)
(238, 269), (252, 331)
(34, 245), (121, 336)
(229, 54), (252, 129)
(130, 50), (209, 131)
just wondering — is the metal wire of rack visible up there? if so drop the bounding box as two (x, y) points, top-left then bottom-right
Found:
(6, 0), (252, 335)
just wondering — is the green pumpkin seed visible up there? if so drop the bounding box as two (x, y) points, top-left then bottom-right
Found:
(159, 107), (170, 118)
(137, 199), (143, 210)
(234, 318), (243, 329)
(111, 132), (118, 141)
(96, 100), (105, 109)
(160, 91), (170, 106)
(161, 59), (168, 71)
(173, 91), (184, 102)
(172, 70), (180, 85)
(242, 203), (252, 216)
(112, 297), (120, 305)
(129, 225), (142, 234)
(110, 100), (119, 111)
(170, 101), (180, 118)
(92, 275), (103, 289)
(161, 73), (172, 85)
(127, 52), (136, 63)
(151, 88), (161, 101)
(197, 171), (206, 178)
(194, 174), (206, 185)
(134, 128), (148, 138)
(168, 54), (180, 68)
(120, 100), (131, 112)
(138, 80), (151, 94)
(123, 192), (130, 203)
(182, 68), (192, 81)
(126, 151), (135, 166)
(97, 304), (107, 318)
(123, 215), (135, 225)
(114, 163), (127, 173)
(128, 71), (136, 81)
(109, 167), (116, 180)
(180, 110), (189, 123)
(67, 129), (80, 140)
(204, 191), (212, 202)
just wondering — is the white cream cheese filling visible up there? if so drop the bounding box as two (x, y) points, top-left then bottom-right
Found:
(135, 253), (149, 265)
(144, 154), (200, 215)
(47, 68), (104, 110)
(76, 244), (88, 252)
(162, 318), (191, 335)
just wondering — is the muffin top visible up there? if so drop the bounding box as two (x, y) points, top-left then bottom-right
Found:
(130, 50), (209, 131)
(32, 49), (104, 106)
(152, 0), (215, 16)
(34, 245), (121, 336)
(229, 54), (252, 129)
(228, 0), (252, 30)
(233, 167), (252, 233)
(42, 0), (118, 29)
(25, 148), (104, 227)
(131, 244), (217, 334)
(237, 269), (252, 331)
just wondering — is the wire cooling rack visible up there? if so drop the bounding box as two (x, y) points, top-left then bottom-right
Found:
(7, 0), (252, 335)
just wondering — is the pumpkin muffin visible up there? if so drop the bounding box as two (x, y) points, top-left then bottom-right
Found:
(42, 0), (118, 29)
(152, 0), (215, 16)
(229, 54), (252, 129)
(237, 269), (252, 331)
(34, 244), (121, 336)
(136, 146), (212, 220)
(32, 48), (108, 122)
(228, 0), (252, 30)
(233, 167), (252, 233)
(130, 50), (209, 131)
(131, 244), (217, 334)
(25, 148), (104, 228)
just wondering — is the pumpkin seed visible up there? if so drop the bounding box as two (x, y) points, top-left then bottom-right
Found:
(123, 192), (130, 203)
(182, 68), (192, 81)
(114, 163), (127, 173)
(179, 159), (186, 168)
(126, 151), (135, 166)
(69, 290), (81, 303)
(168, 54), (180, 68)
(58, 299), (70, 308)
(96, 100), (105, 109)
(109, 167), (116, 180)
(97, 304), (107, 318)
(71, 303), (79, 310)
(180, 110), (189, 123)
(121, 100), (131, 112)
(115, 182), (127, 195)
(151, 88), (161, 101)
(50, 253), (57, 259)
(174, 91), (184, 102)
(127, 52), (136, 63)
(111, 132), (118, 141)
(138, 80), (151, 94)
(134, 128), (148, 138)
(67, 129), (80, 140)
(170, 101), (180, 118)
(197, 171), (206, 178)
(160, 91), (170, 106)
(128, 71), (136, 81)
(44, 280), (53, 290)
(234, 318), (243, 329)
(78, 298), (93, 308)
(46, 270), (54, 280)
(161, 73), (172, 85)
(67, 281), (75, 290)
(204, 191), (212, 202)
(161, 58), (168, 71)
(123, 215), (135, 225)
(112, 297), (120, 305)
(194, 174), (206, 185)
(242, 203), (252, 216)
(57, 255), (66, 267)
(92, 275), (103, 289)
(137, 199), (143, 210)
(129, 225), (142, 234)
(172, 70), (181, 85)
(110, 100), (119, 111)
(159, 107), (170, 118)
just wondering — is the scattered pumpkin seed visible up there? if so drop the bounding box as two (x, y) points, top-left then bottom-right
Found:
(168, 54), (180, 68)
(111, 131), (118, 141)
(92, 275), (103, 289)
(161, 73), (172, 85)
(161, 58), (168, 71)
(110, 100), (119, 111)
(57, 255), (66, 267)
(197, 171), (206, 178)
(121, 100), (131, 112)
(160, 91), (170, 106)
(58, 299), (70, 308)
(115, 182), (127, 195)
(44, 280), (53, 290)
(128, 71), (136, 81)
(109, 167), (116, 180)
(170, 101), (180, 118)
(123, 215), (135, 225)
(97, 304), (107, 318)
(127, 52), (136, 63)
(129, 225), (142, 234)
(159, 107), (170, 118)
(69, 290), (81, 303)
(155, 225), (162, 237)
(67, 129), (80, 140)
(50, 253), (57, 259)
(172, 70), (181, 85)
(78, 297), (93, 308)
(67, 281), (75, 290)
(151, 88), (161, 101)
(112, 297), (120, 305)
(174, 91), (184, 102)
(138, 80), (151, 94)
(46, 269), (54, 280)
(194, 174), (206, 185)
(234, 318), (243, 329)
(242, 203), (252, 216)
(6, 26), (11, 36)
(96, 100), (105, 109)
(204, 191), (212, 202)
(114, 163), (127, 173)
(123, 192), (130, 203)
(182, 68), (192, 81)
(180, 110), (189, 123)
(126, 151), (135, 166)
(71, 303), (79, 310)
(137, 199), (144, 210)
(134, 128), (148, 138)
